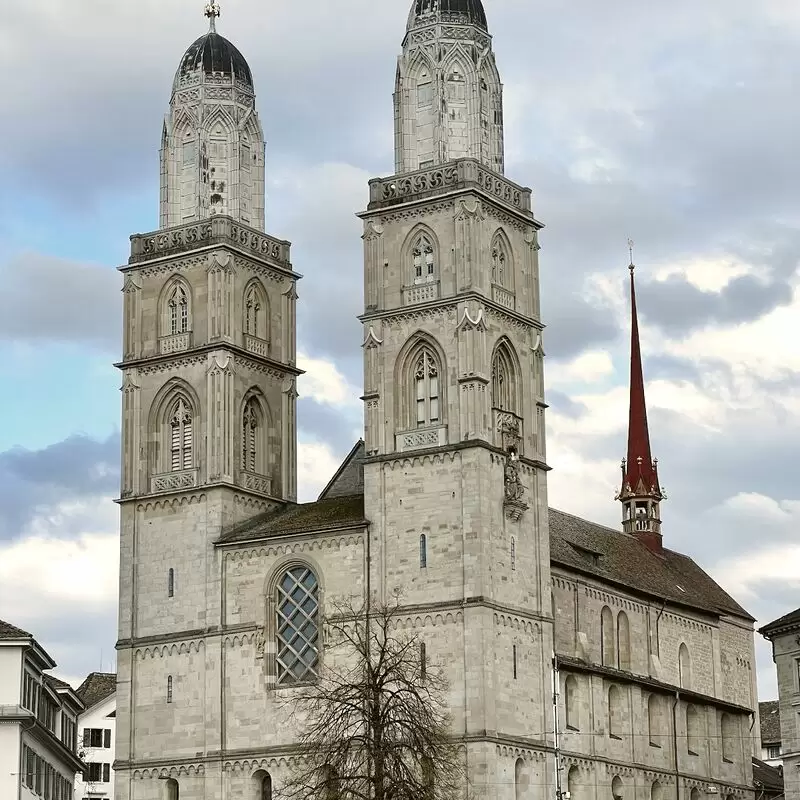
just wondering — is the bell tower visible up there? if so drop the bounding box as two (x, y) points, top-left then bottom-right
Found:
(114, 7), (299, 796)
(361, 1), (554, 794)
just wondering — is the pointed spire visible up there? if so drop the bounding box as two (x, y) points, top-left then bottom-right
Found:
(618, 242), (664, 551)
(204, 1), (221, 33)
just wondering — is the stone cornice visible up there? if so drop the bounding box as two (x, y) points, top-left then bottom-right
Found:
(115, 342), (303, 377)
(557, 655), (754, 716)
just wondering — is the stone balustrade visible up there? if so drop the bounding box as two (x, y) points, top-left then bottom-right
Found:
(129, 216), (291, 266)
(159, 332), (192, 355)
(150, 470), (197, 494)
(368, 158), (532, 214)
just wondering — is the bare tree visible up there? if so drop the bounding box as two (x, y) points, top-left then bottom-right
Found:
(282, 594), (463, 800)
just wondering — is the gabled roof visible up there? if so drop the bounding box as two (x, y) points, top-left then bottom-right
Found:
(760, 607), (800, 638)
(0, 619), (32, 640)
(318, 440), (365, 501)
(76, 672), (117, 710)
(549, 508), (752, 620)
(760, 700), (781, 745)
(753, 757), (784, 794)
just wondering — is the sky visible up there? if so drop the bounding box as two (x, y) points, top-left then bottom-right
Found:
(1, 0), (799, 703)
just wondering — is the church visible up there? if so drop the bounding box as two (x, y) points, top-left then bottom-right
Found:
(114, 1), (760, 798)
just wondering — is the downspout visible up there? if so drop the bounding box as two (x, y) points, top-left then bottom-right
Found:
(672, 690), (680, 800)
(553, 655), (564, 800)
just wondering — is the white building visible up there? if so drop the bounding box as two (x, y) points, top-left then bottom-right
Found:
(0, 618), (84, 800)
(74, 673), (116, 800)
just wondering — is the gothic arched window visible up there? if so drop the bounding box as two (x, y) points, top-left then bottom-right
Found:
(514, 758), (526, 800)
(412, 234), (436, 284)
(166, 777), (179, 800)
(601, 606), (615, 667)
(168, 284), (190, 335)
(169, 397), (193, 472)
(276, 565), (320, 686)
(415, 347), (440, 427)
(260, 772), (273, 800)
(617, 611), (631, 671)
(679, 643), (691, 689)
(242, 397), (262, 474)
(244, 281), (269, 343)
(491, 340), (517, 413)
(491, 230), (513, 289)
(565, 675), (579, 730)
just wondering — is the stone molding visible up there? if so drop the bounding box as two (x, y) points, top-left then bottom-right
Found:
(221, 533), (365, 561)
(134, 639), (205, 660)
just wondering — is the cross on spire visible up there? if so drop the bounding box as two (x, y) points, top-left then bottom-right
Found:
(204, 1), (221, 32)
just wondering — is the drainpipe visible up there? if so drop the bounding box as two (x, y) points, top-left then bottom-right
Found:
(553, 654), (564, 800)
(672, 690), (680, 800)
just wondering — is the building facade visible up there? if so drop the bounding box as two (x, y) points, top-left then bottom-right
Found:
(75, 673), (117, 800)
(0, 619), (84, 800)
(760, 610), (800, 800)
(758, 701), (782, 766)
(114, 2), (760, 799)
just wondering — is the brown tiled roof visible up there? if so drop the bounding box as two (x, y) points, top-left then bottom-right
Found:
(548, 508), (753, 620)
(760, 700), (781, 745)
(753, 757), (784, 794)
(45, 675), (73, 691)
(217, 495), (367, 544)
(0, 619), (32, 640)
(760, 607), (800, 638)
(318, 441), (365, 500)
(76, 672), (116, 709)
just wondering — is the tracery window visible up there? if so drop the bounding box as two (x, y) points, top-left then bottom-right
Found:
(168, 285), (189, 335)
(244, 285), (261, 338)
(169, 398), (193, 472)
(276, 566), (320, 686)
(491, 341), (517, 413)
(412, 234), (436, 284)
(491, 230), (513, 288)
(415, 348), (440, 427)
(242, 398), (261, 474)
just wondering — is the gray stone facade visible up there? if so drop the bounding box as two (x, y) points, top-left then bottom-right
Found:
(114, 4), (759, 800)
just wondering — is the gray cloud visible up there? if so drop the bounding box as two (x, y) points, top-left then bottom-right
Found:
(548, 390), (588, 420)
(0, 434), (119, 540)
(298, 397), (362, 456)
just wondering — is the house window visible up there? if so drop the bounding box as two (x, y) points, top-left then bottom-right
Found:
(168, 568), (175, 598)
(84, 763), (104, 783)
(767, 744), (781, 759)
(82, 728), (111, 748)
(276, 566), (320, 685)
(169, 398), (193, 472)
(167, 676), (173, 704)
(168, 285), (189, 335)
(420, 534), (428, 569)
(415, 349), (440, 427)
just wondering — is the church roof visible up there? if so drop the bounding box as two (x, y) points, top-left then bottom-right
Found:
(217, 446), (751, 622)
(408, 0), (488, 30)
(174, 31), (253, 92)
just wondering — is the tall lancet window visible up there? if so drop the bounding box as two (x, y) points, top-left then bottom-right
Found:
(245, 286), (261, 338)
(242, 398), (261, 474)
(169, 398), (193, 472)
(169, 285), (189, 335)
(491, 231), (511, 288)
(415, 349), (440, 427)
(492, 342), (517, 413)
(412, 234), (436, 284)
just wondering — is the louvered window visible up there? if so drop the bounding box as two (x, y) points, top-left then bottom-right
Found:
(168, 285), (189, 335)
(170, 399), (192, 471)
(415, 349), (439, 427)
(242, 399), (260, 473)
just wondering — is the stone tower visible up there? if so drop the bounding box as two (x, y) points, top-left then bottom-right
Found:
(361, 0), (553, 792)
(114, 5), (299, 796)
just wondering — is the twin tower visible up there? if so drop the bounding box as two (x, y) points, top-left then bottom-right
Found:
(116, 1), (551, 796)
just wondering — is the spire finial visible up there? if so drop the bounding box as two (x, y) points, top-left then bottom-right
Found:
(628, 238), (635, 273)
(205, 1), (220, 32)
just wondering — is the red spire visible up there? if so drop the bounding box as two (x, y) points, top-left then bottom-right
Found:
(622, 262), (660, 498)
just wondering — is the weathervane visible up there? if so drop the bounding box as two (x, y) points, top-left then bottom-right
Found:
(205, 2), (221, 32)
(628, 238), (635, 274)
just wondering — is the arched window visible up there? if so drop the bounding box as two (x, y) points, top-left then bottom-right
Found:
(651, 781), (663, 800)
(600, 606), (615, 667)
(244, 281), (269, 343)
(420, 642), (427, 680)
(721, 713), (736, 763)
(419, 534), (427, 568)
(648, 694), (662, 747)
(169, 397), (193, 472)
(491, 340), (517, 413)
(491, 230), (512, 288)
(166, 676), (173, 704)
(421, 756), (434, 798)
(608, 684), (624, 739)
(414, 347), (440, 427)
(411, 233), (436, 284)
(514, 758), (526, 800)
(446, 64), (466, 103)
(168, 568), (175, 598)
(242, 397), (262, 474)
(510, 537), (516, 571)
(612, 777), (624, 800)
(166, 777), (179, 800)
(679, 643), (691, 689)
(168, 284), (190, 335)
(690, 789), (701, 800)
(259, 772), (273, 800)
(686, 704), (701, 756)
(322, 765), (339, 800)
(565, 675), (579, 730)
(567, 766), (580, 800)
(417, 71), (433, 108)
(276, 565), (320, 685)
(617, 611), (631, 671)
